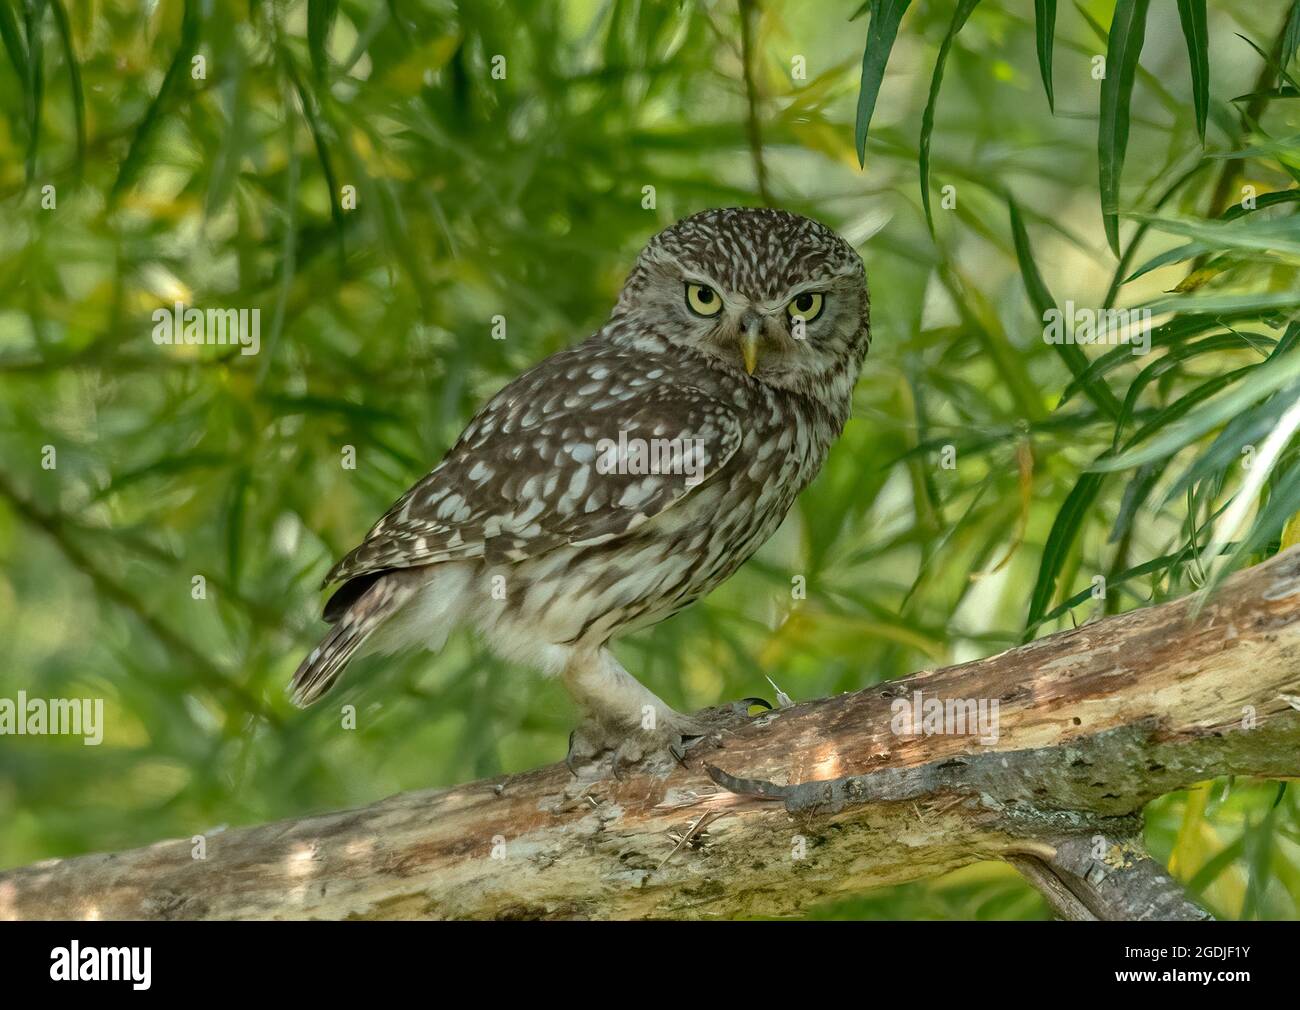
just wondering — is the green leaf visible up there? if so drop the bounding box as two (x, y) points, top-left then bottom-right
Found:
(854, 0), (911, 166)
(1241, 782), (1282, 919)
(1123, 240), (1207, 282)
(1283, 1), (1300, 75)
(225, 466), (250, 590)
(1034, 0), (1056, 112)
(1024, 470), (1106, 637)
(1028, 545), (1186, 630)
(1007, 201), (1055, 318)
(1007, 197), (1121, 418)
(1185, 836), (1245, 897)
(1092, 352), (1300, 471)
(1269, 318), (1300, 360)
(0, 0), (28, 88)
(1123, 210), (1300, 281)
(1114, 333), (1270, 449)
(1122, 368), (1253, 459)
(1235, 32), (1300, 96)
(1231, 86), (1300, 102)
(109, 0), (201, 206)
(308, 0), (338, 82)
(1219, 187), (1300, 220)
(283, 53), (347, 273)
(1059, 315), (1240, 406)
(1102, 162), (1209, 308)
(22, 0), (45, 185)
(1165, 384), (1291, 503)
(90, 453), (232, 503)
(943, 265), (1045, 421)
(203, 21), (248, 218)
(920, 0), (979, 235)
(1133, 213), (1300, 259)
(1109, 461), (1163, 545)
(47, 0), (83, 178)
(1138, 290), (1300, 316)
(1175, 0), (1209, 142)
(1201, 390), (1300, 578)
(1207, 134), (1300, 163)
(1098, 0), (1151, 256)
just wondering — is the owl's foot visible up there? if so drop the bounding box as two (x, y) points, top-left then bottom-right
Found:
(564, 697), (771, 779)
(564, 714), (697, 778)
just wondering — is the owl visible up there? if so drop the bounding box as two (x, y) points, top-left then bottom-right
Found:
(292, 207), (870, 771)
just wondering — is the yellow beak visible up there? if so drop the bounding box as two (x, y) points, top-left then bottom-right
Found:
(740, 318), (761, 375)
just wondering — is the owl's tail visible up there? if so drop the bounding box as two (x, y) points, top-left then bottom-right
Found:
(290, 572), (418, 706)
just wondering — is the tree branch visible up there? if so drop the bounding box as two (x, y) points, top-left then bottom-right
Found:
(4, 547), (1300, 921)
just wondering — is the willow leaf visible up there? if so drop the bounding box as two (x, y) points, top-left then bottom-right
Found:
(1176, 0), (1209, 142)
(1024, 470), (1106, 637)
(854, 0), (911, 166)
(920, 0), (979, 235)
(1008, 197), (1121, 418)
(1099, 0), (1151, 256)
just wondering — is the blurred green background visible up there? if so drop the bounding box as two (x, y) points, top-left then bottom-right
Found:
(1, 0), (1298, 919)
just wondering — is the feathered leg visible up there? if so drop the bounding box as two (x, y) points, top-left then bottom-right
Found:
(560, 649), (775, 775)
(561, 649), (706, 772)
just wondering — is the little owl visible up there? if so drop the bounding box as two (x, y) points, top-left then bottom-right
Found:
(292, 207), (870, 771)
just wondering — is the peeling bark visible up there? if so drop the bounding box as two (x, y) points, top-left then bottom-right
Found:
(3, 548), (1300, 921)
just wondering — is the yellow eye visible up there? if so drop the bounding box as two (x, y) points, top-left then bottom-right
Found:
(685, 283), (723, 317)
(786, 292), (825, 324)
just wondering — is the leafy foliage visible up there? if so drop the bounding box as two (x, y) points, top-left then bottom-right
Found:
(0, 0), (1297, 919)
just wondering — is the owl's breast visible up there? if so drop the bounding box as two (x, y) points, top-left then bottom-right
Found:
(482, 369), (842, 649)
(626, 385), (834, 611)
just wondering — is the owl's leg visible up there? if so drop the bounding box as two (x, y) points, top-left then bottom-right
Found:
(562, 649), (773, 775)
(562, 648), (706, 774)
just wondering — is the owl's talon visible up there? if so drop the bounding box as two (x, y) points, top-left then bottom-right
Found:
(670, 731), (708, 765)
(565, 723), (607, 777)
(564, 730), (581, 777)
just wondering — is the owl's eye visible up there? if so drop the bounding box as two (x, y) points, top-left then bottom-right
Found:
(685, 283), (723, 318)
(786, 292), (825, 324)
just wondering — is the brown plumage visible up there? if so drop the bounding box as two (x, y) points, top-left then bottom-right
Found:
(292, 207), (870, 767)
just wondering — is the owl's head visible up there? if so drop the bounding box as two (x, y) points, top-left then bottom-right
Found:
(610, 207), (870, 402)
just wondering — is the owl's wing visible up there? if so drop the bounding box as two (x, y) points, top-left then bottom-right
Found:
(323, 374), (742, 587)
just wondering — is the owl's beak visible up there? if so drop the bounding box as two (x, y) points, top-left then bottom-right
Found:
(740, 314), (761, 375)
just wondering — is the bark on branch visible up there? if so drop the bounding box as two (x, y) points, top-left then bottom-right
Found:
(4, 548), (1300, 921)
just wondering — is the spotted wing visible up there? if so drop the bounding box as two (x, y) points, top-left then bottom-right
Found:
(324, 353), (742, 586)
